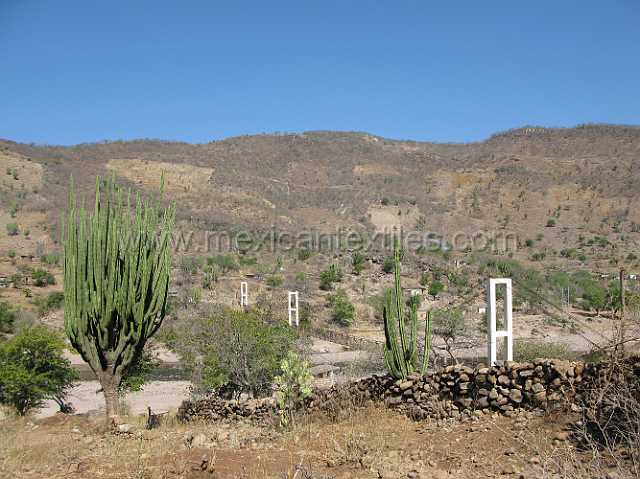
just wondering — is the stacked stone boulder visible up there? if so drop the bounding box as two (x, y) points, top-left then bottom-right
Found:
(307, 359), (587, 420)
(177, 396), (277, 423)
(179, 359), (596, 423)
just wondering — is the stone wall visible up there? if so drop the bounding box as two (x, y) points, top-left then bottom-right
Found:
(177, 396), (277, 423)
(178, 359), (605, 423)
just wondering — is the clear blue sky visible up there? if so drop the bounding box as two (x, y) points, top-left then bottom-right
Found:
(1, 1), (639, 145)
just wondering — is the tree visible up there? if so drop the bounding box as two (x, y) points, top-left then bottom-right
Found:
(0, 327), (77, 415)
(169, 306), (295, 396)
(63, 176), (174, 420)
(582, 280), (607, 316)
(431, 307), (465, 362)
(382, 241), (432, 379)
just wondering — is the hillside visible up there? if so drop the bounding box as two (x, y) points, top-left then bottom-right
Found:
(2, 124), (640, 269)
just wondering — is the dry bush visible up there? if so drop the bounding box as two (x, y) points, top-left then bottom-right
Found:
(574, 360), (640, 478)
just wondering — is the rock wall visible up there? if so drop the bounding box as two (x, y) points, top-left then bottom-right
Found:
(178, 359), (608, 423)
(177, 396), (277, 423)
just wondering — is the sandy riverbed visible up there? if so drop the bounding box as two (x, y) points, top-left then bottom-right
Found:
(37, 380), (192, 419)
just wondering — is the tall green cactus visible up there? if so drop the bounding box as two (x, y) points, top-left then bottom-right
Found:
(63, 176), (174, 419)
(383, 241), (432, 379)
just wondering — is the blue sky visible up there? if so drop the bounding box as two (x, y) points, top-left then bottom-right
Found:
(1, 1), (639, 145)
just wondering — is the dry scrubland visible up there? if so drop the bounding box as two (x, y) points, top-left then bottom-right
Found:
(1, 125), (640, 478)
(0, 403), (609, 479)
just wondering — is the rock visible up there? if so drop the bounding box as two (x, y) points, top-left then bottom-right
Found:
(529, 456), (541, 465)
(191, 433), (208, 448)
(553, 431), (569, 442)
(117, 423), (134, 434)
(498, 375), (510, 386)
(509, 389), (523, 403)
(531, 383), (545, 394)
(399, 381), (414, 391)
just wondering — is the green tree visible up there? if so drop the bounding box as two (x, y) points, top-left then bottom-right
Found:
(582, 280), (607, 316)
(0, 327), (78, 415)
(169, 306), (295, 396)
(63, 176), (174, 419)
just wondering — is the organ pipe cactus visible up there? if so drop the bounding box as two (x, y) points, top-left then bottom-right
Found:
(63, 176), (174, 420)
(383, 240), (432, 379)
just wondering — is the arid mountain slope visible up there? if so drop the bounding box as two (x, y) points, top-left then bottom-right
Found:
(2, 124), (640, 265)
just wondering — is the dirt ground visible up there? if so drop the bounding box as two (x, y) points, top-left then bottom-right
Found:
(0, 404), (609, 479)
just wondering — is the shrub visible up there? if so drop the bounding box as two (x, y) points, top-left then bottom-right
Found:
(207, 254), (238, 274)
(0, 302), (17, 335)
(297, 249), (312, 262)
(0, 327), (77, 415)
(524, 239), (534, 248)
(40, 252), (60, 266)
(327, 289), (355, 326)
(351, 252), (366, 275)
(382, 256), (395, 274)
(8, 203), (18, 218)
(202, 265), (219, 290)
(319, 264), (343, 291)
(512, 340), (577, 362)
(6, 223), (19, 236)
(428, 281), (444, 298)
(179, 256), (203, 275)
(168, 306), (295, 395)
(7, 250), (16, 259)
(179, 286), (202, 308)
(531, 252), (546, 261)
(266, 274), (284, 288)
(34, 291), (64, 316)
(546, 218), (556, 227)
(238, 256), (258, 266)
(23, 228), (30, 237)
(31, 268), (55, 287)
